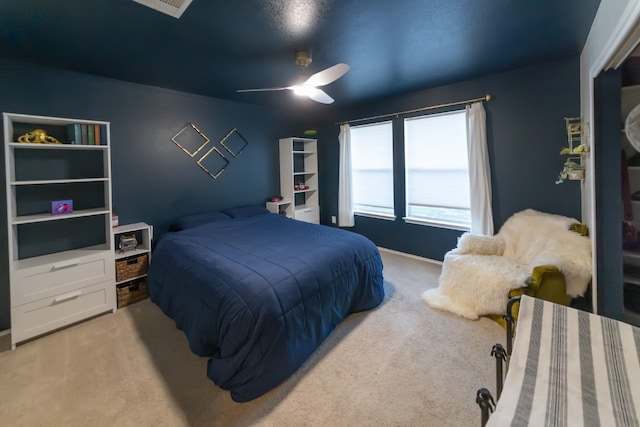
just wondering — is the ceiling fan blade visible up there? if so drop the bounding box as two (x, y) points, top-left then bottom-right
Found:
(304, 63), (350, 87)
(237, 87), (288, 92)
(307, 88), (334, 104)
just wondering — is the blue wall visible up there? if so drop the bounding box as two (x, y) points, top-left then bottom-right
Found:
(316, 57), (583, 260)
(0, 57), (310, 330)
(0, 56), (584, 331)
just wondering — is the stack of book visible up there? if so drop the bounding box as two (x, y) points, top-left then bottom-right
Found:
(66, 123), (107, 145)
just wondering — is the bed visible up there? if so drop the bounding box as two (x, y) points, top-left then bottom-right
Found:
(147, 206), (385, 402)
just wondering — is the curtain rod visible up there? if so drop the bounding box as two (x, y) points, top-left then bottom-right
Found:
(336, 94), (492, 125)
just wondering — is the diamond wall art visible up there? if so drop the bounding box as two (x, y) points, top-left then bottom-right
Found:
(171, 123), (210, 157)
(220, 128), (249, 158)
(171, 123), (249, 180)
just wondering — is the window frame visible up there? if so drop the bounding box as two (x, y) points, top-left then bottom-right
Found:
(402, 109), (471, 231)
(349, 120), (396, 220)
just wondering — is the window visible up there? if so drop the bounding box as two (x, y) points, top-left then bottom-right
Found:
(404, 110), (471, 228)
(350, 121), (394, 218)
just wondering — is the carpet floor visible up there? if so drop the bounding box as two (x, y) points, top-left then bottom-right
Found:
(0, 249), (504, 426)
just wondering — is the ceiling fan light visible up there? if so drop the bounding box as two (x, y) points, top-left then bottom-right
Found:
(292, 85), (314, 96)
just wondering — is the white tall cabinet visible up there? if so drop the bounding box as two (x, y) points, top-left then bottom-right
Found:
(4, 113), (116, 349)
(268, 137), (319, 224)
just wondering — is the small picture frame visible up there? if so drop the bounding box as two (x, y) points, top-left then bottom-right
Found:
(51, 199), (73, 215)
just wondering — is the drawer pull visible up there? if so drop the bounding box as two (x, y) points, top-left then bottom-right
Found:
(53, 290), (82, 303)
(52, 261), (79, 270)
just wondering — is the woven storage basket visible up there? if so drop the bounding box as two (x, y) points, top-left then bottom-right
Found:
(116, 279), (148, 308)
(116, 253), (148, 282)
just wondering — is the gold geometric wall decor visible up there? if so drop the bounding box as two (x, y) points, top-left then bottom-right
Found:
(219, 128), (249, 158)
(171, 123), (210, 157)
(196, 146), (229, 180)
(171, 123), (250, 180)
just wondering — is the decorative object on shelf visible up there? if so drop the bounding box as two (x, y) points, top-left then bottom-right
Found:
(196, 146), (229, 179)
(295, 182), (309, 190)
(269, 196), (282, 202)
(51, 199), (73, 215)
(219, 128), (249, 158)
(18, 128), (61, 144)
(555, 159), (584, 184)
(112, 213), (119, 228)
(118, 234), (138, 253)
(556, 117), (588, 184)
(562, 117), (589, 153)
(172, 123), (210, 157)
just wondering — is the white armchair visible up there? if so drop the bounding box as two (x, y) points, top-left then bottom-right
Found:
(422, 209), (592, 320)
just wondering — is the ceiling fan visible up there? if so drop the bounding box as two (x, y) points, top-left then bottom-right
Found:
(237, 51), (350, 104)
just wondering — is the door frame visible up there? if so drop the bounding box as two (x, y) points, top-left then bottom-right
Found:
(581, 1), (640, 314)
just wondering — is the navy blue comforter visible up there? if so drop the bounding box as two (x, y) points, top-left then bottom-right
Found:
(147, 213), (384, 401)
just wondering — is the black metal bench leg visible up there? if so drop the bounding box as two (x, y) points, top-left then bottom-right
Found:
(476, 388), (495, 427)
(505, 296), (522, 357)
(491, 343), (507, 399)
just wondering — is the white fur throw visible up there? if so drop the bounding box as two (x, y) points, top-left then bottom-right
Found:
(422, 209), (592, 319)
(451, 233), (505, 256)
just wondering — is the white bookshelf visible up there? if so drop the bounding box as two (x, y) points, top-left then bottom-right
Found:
(4, 112), (116, 349)
(272, 137), (319, 224)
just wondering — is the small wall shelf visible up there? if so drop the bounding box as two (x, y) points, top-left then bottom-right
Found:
(556, 117), (589, 184)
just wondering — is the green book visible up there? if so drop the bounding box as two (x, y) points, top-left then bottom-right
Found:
(87, 124), (95, 145)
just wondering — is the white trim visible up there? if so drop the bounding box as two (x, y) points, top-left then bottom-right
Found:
(377, 246), (443, 266)
(402, 216), (470, 232)
(592, 2), (640, 74)
(354, 212), (396, 221)
(606, 21), (640, 70)
(581, 0), (640, 315)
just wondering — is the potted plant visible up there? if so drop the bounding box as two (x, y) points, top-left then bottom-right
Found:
(555, 159), (584, 184)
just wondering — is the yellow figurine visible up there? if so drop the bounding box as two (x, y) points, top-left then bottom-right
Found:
(18, 129), (61, 144)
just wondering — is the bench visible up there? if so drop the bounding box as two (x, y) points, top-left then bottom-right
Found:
(477, 295), (640, 426)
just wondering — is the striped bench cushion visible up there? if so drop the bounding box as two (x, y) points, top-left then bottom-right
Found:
(487, 295), (640, 427)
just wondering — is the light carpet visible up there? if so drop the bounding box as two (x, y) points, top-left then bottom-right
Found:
(0, 250), (504, 426)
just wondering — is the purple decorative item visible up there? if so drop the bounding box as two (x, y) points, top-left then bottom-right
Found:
(51, 200), (73, 215)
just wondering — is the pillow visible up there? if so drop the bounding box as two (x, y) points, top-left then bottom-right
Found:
(451, 232), (505, 256)
(170, 211), (232, 231)
(223, 205), (271, 218)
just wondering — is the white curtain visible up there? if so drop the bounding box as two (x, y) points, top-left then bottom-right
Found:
(338, 124), (355, 227)
(466, 102), (494, 235)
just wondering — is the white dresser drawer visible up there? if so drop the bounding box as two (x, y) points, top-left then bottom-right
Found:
(11, 281), (115, 345)
(294, 206), (319, 224)
(12, 251), (115, 307)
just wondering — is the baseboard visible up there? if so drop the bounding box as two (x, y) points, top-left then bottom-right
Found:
(377, 247), (442, 266)
(0, 329), (11, 352)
